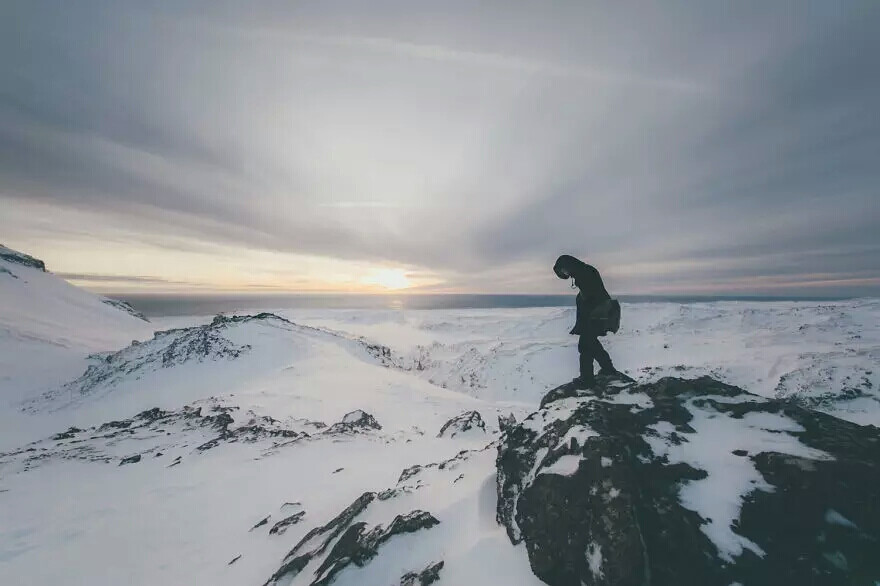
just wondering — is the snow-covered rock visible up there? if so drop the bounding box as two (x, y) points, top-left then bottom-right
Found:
(497, 376), (880, 585)
(437, 410), (486, 438)
(101, 298), (149, 321)
(0, 244), (46, 271)
(265, 495), (440, 586)
(327, 409), (382, 434)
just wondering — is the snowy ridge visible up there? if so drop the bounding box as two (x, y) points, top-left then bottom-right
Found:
(0, 400), (391, 475)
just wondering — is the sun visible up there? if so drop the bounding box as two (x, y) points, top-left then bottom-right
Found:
(364, 268), (412, 290)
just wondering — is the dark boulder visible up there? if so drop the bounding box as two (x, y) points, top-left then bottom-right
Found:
(265, 492), (376, 585)
(497, 376), (880, 586)
(311, 510), (439, 585)
(119, 454), (141, 466)
(270, 511), (306, 535)
(437, 410), (486, 438)
(326, 410), (382, 434)
(400, 560), (444, 585)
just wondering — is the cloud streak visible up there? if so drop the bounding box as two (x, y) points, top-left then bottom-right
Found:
(1, 1), (878, 295)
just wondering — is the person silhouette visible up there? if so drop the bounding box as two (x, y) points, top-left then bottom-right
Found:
(553, 254), (619, 388)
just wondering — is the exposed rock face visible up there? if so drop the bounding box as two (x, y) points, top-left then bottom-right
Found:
(101, 298), (149, 321)
(270, 511), (306, 535)
(312, 511), (439, 585)
(399, 560), (444, 585)
(265, 492), (376, 584)
(0, 245), (46, 271)
(497, 376), (880, 586)
(0, 399), (329, 472)
(437, 410), (486, 438)
(265, 491), (439, 586)
(327, 409), (382, 434)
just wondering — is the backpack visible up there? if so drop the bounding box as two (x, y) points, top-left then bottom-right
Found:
(589, 299), (621, 336)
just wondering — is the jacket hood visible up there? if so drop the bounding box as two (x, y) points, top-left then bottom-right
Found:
(553, 254), (590, 281)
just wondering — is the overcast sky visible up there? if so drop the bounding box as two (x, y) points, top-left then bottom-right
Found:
(2, 1), (878, 295)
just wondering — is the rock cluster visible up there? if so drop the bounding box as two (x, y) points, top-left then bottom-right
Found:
(497, 376), (880, 586)
(437, 410), (486, 438)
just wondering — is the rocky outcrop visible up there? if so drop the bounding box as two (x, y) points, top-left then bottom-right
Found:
(497, 376), (880, 586)
(326, 410), (382, 434)
(264, 492), (376, 584)
(270, 511), (306, 536)
(0, 400), (328, 472)
(0, 245), (46, 271)
(311, 511), (439, 585)
(101, 298), (149, 321)
(399, 560), (444, 585)
(437, 410), (486, 438)
(55, 314), (303, 399)
(265, 495), (439, 586)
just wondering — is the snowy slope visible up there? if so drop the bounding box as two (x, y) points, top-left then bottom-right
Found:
(0, 245), (154, 404)
(1, 310), (538, 586)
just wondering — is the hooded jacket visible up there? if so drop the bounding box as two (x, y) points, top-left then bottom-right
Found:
(553, 255), (611, 335)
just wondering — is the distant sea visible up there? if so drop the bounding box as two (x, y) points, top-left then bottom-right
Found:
(114, 293), (851, 318)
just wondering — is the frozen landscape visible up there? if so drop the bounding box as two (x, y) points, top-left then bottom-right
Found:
(2, 246), (879, 585)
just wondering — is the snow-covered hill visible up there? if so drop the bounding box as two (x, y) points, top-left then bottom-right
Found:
(0, 245), (153, 401)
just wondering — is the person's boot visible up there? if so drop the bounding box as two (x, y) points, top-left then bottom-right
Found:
(598, 365), (619, 377)
(571, 375), (595, 390)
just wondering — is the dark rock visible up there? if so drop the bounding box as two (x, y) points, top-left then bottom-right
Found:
(119, 454), (141, 466)
(203, 411), (234, 431)
(332, 467), (344, 474)
(250, 516), (271, 531)
(400, 560), (444, 585)
(398, 464), (423, 483)
(270, 511), (306, 535)
(326, 410), (382, 434)
(499, 413), (517, 434)
(311, 511), (440, 585)
(53, 427), (82, 441)
(437, 411), (486, 438)
(101, 298), (149, 321)
(540, 373), (636, 408)
(99, 419), (133, 432)
(228, 554), (242, 565)
(196, 437), (223, 452)
(265, 492), (376, 585)
(136, 407), (168, 422)
(0, 245), (46, 271)
(497, 376), (880, 586)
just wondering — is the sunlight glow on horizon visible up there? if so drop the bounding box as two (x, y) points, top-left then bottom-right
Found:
(361, 268), (412, 290)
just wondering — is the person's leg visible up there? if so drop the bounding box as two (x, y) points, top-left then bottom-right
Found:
(590, 336), (615, 374)
(577, 335), (595, 384)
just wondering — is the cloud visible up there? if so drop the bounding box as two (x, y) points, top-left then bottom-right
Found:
(1, 1), (878, 295)
(55, 273), (193, 286)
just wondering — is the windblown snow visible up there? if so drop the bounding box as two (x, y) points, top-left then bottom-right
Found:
(1, 246), (878, 585)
